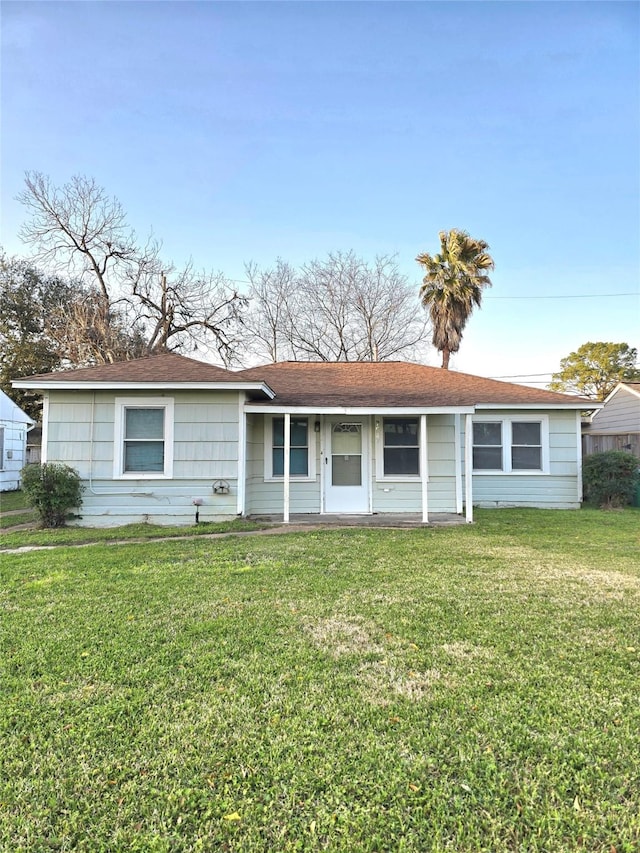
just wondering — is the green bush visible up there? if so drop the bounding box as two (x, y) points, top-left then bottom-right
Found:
(583, 450), (639, 509)
(20, 463), (84, 527)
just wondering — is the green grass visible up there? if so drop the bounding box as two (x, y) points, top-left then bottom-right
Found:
(1, 508), (639, 851)
(0, 489), (30, 513)
(0, 510), (38, 529)
(0, 518), (265, 549)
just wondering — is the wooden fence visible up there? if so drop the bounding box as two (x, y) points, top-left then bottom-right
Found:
(582, 433), (640, 460)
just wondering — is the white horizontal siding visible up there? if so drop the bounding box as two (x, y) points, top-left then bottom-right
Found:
(471, 475), (580, 508)
(372, 415), (457, 513)
(74, 478), (238, 527)
(0, 421), (29, 491)
(248, 481), (321, 515)
(461, 409), (581, 508)
(245, 413), (322, 514)
(44, 390), (243, 523)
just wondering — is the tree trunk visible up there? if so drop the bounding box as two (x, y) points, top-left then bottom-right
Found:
(441, 348), (450, 369)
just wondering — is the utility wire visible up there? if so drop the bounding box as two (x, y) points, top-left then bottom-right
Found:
(484, 292), (637, 300)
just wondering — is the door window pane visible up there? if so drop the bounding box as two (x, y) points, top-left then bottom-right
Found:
(332, 423), (362, 455)
(332, 455), (362, 486)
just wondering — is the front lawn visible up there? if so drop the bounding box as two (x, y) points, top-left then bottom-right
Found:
(1, 509), (638, 851)
(0, 518), (265, 548)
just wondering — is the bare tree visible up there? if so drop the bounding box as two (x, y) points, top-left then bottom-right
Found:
(242, 251), (429, 364)
(242, 260), (297, 362)
(18, 172), (245, 363)
(47, 288), (148, 367)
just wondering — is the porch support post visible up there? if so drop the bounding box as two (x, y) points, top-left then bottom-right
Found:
(576, 410), (583, 504)
(283, 412), (291, 523)
(464, 413), (474, 523)
(41, 394), (49, 463)
(454, 414), (463, 514)
(236, 393), (246, 516)
(420, 414), (428, 523)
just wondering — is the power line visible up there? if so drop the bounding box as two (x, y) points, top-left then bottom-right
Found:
(490, 373), (554, 379)
(484, 292), (637, 300)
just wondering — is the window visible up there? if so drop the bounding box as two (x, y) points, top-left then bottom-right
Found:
(114, 398), (174, 478)
(472, 417), (547, 473)
(124, 408), (165, 472)
(266, 416), (315, 480)
(473, 422), (503, 470)
(0, 427), (4, 470)
(511, 421), (542, 470)
(379, 417), (420, 478)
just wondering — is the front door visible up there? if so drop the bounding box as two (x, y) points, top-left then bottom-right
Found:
(324, 418), (369, 513)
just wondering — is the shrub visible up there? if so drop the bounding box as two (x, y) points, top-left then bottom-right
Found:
(583, 451), (639, 509)
(20, 463), (84, 527)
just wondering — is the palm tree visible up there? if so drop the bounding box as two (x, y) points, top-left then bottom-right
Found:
(416, 229), (494, 369)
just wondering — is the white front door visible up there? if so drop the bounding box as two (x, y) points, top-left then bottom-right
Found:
(324, 418), (370, 513)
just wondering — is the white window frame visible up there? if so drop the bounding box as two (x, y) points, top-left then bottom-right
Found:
(264, 415), (316, 482)
(113, 397), (174, 479)
(472, 415), (549, 474)
(375, 416), (423, 482)
(0, 426), (4, 471)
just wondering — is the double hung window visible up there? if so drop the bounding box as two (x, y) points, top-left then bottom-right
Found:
(374, 417), (422, 481)
(472, 417), (546, 473)
(114, 398), (174, 478)
(382, 418), (420, 477)
(267, 417), (314, 480)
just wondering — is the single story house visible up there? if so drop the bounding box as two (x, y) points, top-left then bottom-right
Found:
(13, 353), (592, 526)
(0, 390), (35, 492)
(582, 382), (640, 459)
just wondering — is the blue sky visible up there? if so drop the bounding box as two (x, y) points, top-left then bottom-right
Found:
(2, 0), (638, 381)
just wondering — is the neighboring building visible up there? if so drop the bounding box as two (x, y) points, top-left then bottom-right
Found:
(26, 425), (43, 465)
(582, 382), (640, 459)
(0, 390), (35, 492)
(14, 353), (591, 526)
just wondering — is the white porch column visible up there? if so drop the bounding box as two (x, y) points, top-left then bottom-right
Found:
(420, 414), (429, 523)
(464, 413), (474, 523)
(454, 414), (463, 514)
(576, 410), (583, 504)
(283, 412), (290, 523)
(236, 394), (246, 516)
(41, 394), (49, 463)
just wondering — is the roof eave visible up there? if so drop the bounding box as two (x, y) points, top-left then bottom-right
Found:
(245, 404), (477, 414)
(12, 380), (276, 399)
(474, 401), (599, 410)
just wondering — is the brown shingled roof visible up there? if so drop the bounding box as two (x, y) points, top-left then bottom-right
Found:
(16, 353), (241, 384)
(238, 361), (588, 408)
(15, 354), (589, 408)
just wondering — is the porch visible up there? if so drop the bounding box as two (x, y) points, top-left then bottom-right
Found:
(247, 512), (467, 527)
